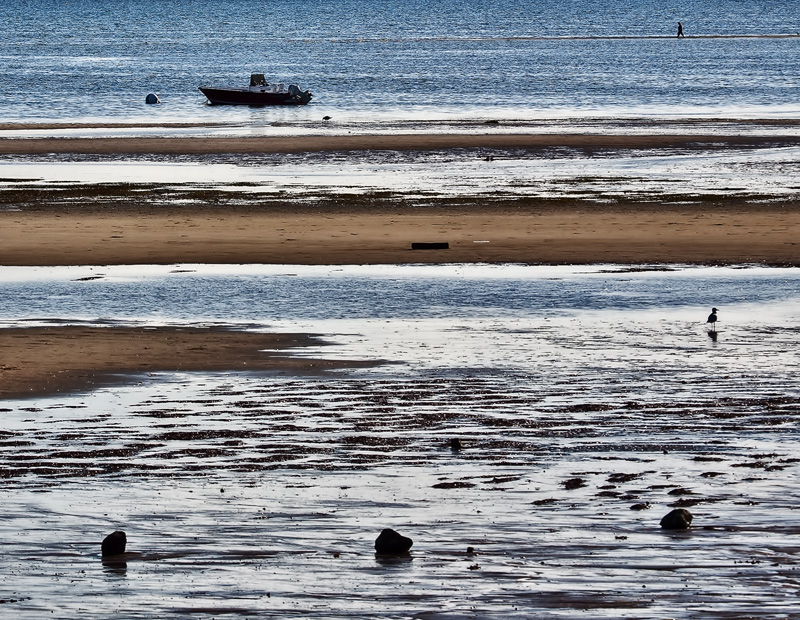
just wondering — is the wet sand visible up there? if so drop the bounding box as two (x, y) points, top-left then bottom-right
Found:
(2, 128), (799, 267)
(0, 326), (375, 400)
(2, 132), (800, 155)
(1, 201), (798, 267)
(3, 350), (799, 618)
(1, 130), (798, 398)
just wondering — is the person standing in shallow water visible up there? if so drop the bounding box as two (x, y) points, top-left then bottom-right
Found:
(677, 21), (685, 38)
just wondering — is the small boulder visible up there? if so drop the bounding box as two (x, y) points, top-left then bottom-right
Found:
(660, 508), (693, 530)
(101, 531), (127, 556)
(375, 528), (413, 555)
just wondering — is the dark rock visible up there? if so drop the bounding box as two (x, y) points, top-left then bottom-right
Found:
(375, 528), (413, 555)
(101, 531), (127, 556)
(608, 473), (640, 483)
(670, 498), (703, 508)
(630, 502), (651, 511)
(432, 481), (475, 489)
(563, 477), (586, 490)
(660, 508), (693, 530)
(668, 487), (693, 496)
(449, 438), (462, 451)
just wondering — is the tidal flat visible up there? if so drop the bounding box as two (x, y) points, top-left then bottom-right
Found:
(1, 264), (799, 618)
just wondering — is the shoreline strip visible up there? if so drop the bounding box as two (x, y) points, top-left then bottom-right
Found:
(2, 133), (800, 155)
(1, 204), (798, 267)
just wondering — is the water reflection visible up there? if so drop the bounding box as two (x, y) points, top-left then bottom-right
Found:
(101, 557), (128, 575)
(374, 554), (414, 567)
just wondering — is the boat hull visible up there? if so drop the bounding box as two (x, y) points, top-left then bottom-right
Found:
(199, 86), (311, 106)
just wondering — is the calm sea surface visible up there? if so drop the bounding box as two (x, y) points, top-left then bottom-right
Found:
(2, 0), (799, 124)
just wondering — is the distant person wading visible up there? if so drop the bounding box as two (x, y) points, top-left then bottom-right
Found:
(677, 21), (685, 38)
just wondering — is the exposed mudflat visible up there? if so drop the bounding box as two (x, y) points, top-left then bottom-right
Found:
(1, 264), (799, 618)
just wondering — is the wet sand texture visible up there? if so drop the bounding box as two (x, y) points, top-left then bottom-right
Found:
(3, 369), (799, 618)
(1, 264), (798, 617)
(2, 130), (799, 266)
(1, 205), (799, 266)
(0, 327), (375, 399)
(1, 132), (800, 155)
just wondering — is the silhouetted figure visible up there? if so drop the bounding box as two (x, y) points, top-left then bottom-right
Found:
(707, 307), (718, 331)
(677, 22), (685, 38)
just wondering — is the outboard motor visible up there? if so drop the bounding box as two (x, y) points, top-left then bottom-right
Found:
(286, 84), (312, 104)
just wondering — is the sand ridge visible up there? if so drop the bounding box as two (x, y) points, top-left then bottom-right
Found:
(2, 132), (800, 155)
(0, 203), (798, 267)
(0, 326), (379, 400)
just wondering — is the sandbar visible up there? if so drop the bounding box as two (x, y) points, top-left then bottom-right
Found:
(0, 326), (375, 400)
(0, 200), (798, 267)
(2, 132), (800, 155)
(1, 130), (798, 266)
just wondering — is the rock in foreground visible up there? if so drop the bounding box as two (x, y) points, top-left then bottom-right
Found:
(101, 531), (127, 556)
(375, 528), (413, 555)
(660, 508), (693, 530)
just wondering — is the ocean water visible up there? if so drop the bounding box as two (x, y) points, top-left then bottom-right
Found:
(2, 0), (800, 125)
